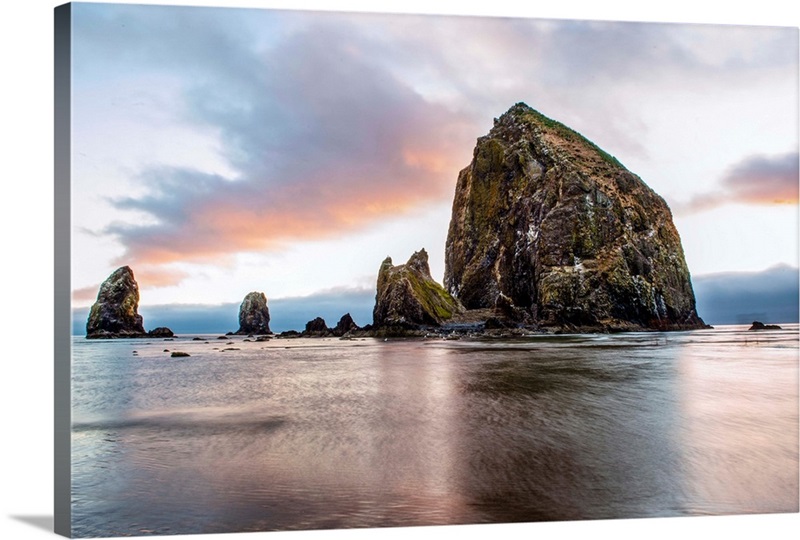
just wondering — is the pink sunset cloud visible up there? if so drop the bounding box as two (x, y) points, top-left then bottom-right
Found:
(90, 17), (480, 287)
(676, 152), (798, 214)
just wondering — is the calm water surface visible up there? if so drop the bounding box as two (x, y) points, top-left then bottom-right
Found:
(70, 325), (799, 537)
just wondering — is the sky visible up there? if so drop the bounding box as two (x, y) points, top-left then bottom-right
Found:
(68, 1), (799, 331)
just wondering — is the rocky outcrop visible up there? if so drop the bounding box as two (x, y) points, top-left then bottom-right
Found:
(304, 317), (329, 336)
(295, 316), (359, 338)
(148, 327), (175, 338)
(234, 292), (271, 335)
(748, 321), (782, 330)
(444, 103), (706, 331)
(333, 313), (359, 336)
(86, 266), (147, 338)
(373, 249), (464, 328)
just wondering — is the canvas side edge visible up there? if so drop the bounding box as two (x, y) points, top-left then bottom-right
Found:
(54, 3), (72, 537)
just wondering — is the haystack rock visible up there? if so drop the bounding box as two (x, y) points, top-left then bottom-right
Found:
(373, 249), (464, 328)
(86, 266), (147, 338)
(444, 103), (706, 331)
(234, 292), (271, 335)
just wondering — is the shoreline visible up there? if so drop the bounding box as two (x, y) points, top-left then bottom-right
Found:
(75, 322), (800, 342)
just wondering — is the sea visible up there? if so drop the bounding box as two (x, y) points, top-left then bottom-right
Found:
(69, 325), (799, 537)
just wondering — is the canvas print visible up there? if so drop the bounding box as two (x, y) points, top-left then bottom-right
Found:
(54, 2), (799, 538)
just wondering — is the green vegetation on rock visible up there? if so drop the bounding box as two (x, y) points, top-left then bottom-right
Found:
(373, 249), (464, 328)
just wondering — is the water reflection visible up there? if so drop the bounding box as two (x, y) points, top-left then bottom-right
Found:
(675, 329), (799, 515)
(70, 328), (799, 536)
(455, 341), (686, 521)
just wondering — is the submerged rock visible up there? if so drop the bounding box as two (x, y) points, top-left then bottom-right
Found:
(373, 249), (464, 328)
(86, 266), (147, 338)
(444, 103), (707, 331)
(234, 292), (271, 335)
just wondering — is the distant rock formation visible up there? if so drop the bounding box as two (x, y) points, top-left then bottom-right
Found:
(748, 321), (782, 330)
(444, 103), (707, 332)
(304, 317), (329, 336)
(234, 292), (271, 335)
(148, 327), (175, 338)
(333, 313), (359, 336)
(373, 249), (464, 328)
(86, 266), (147, 338)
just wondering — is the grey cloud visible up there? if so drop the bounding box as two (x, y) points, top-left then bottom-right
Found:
(693, 265), (799, 325)
(676, 152), (799, 213)
(73, 3), (269, 82)
(268, 288), (376, 332)
(543, 20), (797, 83)
(723, 152), (799, 201)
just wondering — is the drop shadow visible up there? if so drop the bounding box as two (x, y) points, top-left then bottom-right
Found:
(10, 515), (53, 533)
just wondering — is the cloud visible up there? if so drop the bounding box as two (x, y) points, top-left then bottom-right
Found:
(693, 264), (799, 325)
(83, 12), (476, 282)
(72, 285), (99, 304)
(721, 152), (799, 204)
(268, 287), (376, 331)
(73, 5), (799, 289)
(675, 152), (799, 214)
(72, 265), (191, 304)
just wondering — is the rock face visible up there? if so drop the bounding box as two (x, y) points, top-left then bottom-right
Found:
(444, 103), (706, 331)
(234, 292), (271, 335)
(86, 266), (147, 338)
(373, 249), (464, 328)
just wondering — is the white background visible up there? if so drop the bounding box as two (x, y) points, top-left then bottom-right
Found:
(1, 1), (798, 539)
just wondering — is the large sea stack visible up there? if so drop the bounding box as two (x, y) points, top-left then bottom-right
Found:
(86, 266), (147, 338)
(234, 292), (272, 335)
(373, 249), (464, 328)
(444, 103), (706, 331)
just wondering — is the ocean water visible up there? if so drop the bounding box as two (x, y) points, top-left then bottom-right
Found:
(70, 325), (799, 537)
